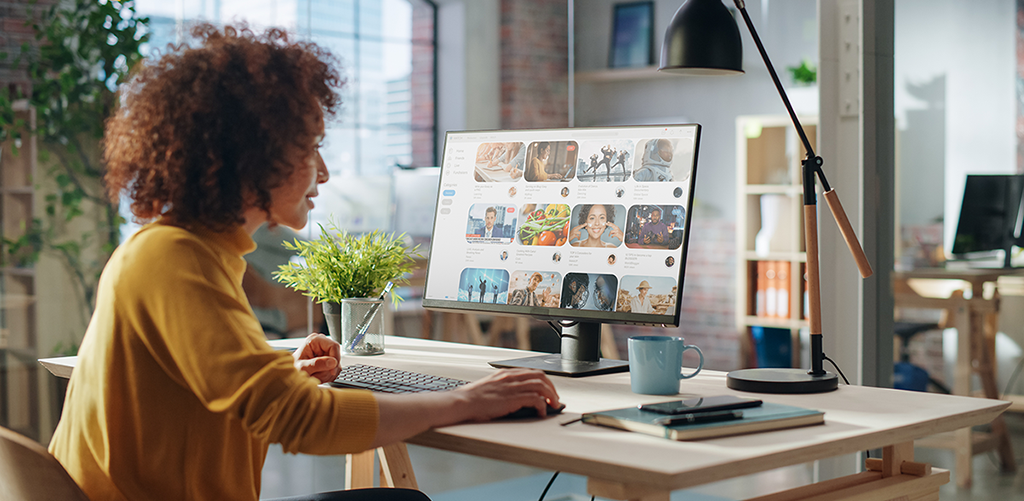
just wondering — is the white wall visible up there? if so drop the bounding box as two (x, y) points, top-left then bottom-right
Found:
(893, 0), (1016, 246)
(573, 0), (819, 220)
(435, 0), (502, 158)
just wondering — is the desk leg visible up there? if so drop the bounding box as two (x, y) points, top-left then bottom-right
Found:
(952, 298), (974, 488)
(587, 478), (670, 501)
(378, 443), (419, 489)
(978, 306), (1017, 473)
(346, 449), (376, 489)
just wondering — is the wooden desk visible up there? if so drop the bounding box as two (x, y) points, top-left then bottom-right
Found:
(892, 267), (1020, 487)
(42, 336), (1009, 501)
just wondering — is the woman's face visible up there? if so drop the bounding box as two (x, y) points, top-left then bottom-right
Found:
(585, 205), (608, 240)
(267, 133), (330, 230)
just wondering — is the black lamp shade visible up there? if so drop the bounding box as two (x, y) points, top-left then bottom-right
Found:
(659, 0), (744, 75)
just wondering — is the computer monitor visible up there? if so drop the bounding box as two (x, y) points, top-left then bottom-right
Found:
(951, 174), (1024, 268)
(421, 124), (701, 376)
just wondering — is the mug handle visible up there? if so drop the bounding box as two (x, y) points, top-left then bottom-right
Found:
(678, 344), (704, 379)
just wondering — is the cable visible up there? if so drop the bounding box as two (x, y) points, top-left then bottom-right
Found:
(538, 471), (560, 501)
(822, 354), (869, 461)
(822, 354), (851, 385)
(546, 320), (563, 337)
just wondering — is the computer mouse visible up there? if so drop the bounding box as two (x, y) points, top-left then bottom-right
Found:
(500, 402), (566, 420)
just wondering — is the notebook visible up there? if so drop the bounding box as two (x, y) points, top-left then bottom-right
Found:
(582, 401), (824, 441)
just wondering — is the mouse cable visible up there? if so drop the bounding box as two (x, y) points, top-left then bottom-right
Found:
(538, 471), (559, 501)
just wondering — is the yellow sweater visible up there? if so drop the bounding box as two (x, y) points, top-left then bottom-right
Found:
(49, 221), (379, 501)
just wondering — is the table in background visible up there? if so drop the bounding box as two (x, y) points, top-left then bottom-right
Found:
(42, 336), (1009, 501)
(892, 267), (1021, 487)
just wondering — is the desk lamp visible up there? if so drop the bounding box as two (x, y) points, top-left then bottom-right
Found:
(659, 0), (873, 393)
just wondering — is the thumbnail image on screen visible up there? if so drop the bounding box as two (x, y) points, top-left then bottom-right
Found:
(632, 137), (695, 182)
(508, 270), (562, 307)
(561, 273), (618, 311)
(474, 142), (525, 182)
(465, 204), (517, 244)
(617, 275), (678, 315)
(624, 204), (686, 250)
(458, 268), (510, 304)
(517, 204), (571, 246)
(576, 139), (635, 182)
(525, 141), (578, 182)
(568, 204), (625, 248)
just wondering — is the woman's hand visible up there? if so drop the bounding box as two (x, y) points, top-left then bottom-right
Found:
(568, 223), (585, 244)
(452, 369), (561, 422)
(370, 368), (561, 447)
(606, 222), (624, 242)
(293, 333), (341, 383)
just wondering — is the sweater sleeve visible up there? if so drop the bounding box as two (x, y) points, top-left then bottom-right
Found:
(119, 231), (378, 455)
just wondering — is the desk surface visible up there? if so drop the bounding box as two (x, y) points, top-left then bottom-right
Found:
(40, 336), (1008, 493)
(893, 266), (1024, 282)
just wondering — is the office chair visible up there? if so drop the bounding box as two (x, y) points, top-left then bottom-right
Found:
(0, 425), (89, 500)
(893, 322), (951, 393)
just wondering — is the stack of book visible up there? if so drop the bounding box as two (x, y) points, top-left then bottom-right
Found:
(582, 401), (824, 441)
(754, 261), (791, 319)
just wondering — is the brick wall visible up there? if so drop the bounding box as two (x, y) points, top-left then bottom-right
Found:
(411, 1), (435, 167)
(609, 218), (741, 372)
(1018, 0), (1024, 172)
(500, 0), (569, 129)
(0, 1), (56, 92)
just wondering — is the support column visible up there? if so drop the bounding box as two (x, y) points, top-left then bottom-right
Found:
(817, 0), (894, 479)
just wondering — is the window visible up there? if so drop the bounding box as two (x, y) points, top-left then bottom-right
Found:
(133, 0), (437, 229)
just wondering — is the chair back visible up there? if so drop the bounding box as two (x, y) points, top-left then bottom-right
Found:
(0, 426), (90, 501)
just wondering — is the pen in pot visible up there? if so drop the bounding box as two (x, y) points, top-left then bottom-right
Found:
(348, 282), (393, 350)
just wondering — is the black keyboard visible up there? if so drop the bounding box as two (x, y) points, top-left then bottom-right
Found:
(329, 364), (469, 394)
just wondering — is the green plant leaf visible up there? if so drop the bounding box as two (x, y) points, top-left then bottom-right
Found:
(274, 219), (422, 304)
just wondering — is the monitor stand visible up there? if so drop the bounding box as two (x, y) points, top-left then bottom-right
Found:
(488, 321), (629, 377)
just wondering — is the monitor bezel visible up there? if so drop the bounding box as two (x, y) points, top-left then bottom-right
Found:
(420, 123), (701, 328)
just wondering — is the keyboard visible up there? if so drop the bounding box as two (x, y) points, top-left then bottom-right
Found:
(329, 364), (469, 394)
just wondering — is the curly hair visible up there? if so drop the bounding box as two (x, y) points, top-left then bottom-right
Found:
(577, 204), (616, 226)
(104, 24), (343, 230)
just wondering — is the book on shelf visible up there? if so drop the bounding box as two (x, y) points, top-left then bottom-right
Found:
(755, 260), (767, 317)
(581, 401), (824, 441)
(777, 261), (790, 319)
(753, 260), (792, 319)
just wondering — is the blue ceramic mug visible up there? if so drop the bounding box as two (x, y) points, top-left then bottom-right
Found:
(628, 336), (705, 395)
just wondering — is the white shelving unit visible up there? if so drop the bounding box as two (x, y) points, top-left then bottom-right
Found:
(735, 114), (817, 367)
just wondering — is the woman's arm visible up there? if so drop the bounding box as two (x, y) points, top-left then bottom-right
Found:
(294, 332), (562, 448)
(371, 368), (560, 447)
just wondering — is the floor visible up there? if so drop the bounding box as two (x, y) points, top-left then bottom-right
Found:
(259, 408), (1024, 501)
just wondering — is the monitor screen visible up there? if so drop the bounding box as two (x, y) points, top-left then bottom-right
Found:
(951, 174), (1024, 263)
(421, 124), (700, 328)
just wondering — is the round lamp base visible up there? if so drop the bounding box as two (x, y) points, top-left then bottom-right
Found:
(726, 368), (839, 394)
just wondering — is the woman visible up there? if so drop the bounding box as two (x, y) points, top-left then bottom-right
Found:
(527, 142), (561, 181)
(569, 204), (622, 248)
(48, 25), (559, 501)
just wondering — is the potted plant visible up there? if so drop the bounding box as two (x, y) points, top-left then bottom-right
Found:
(274, 219), (420, 354)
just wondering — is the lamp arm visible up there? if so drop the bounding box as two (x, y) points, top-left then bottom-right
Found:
(732, 0), (816, 159)
(734, 0), (873, 280)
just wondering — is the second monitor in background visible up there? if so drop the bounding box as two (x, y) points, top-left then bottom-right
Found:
(950, 174), (1024, 269)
